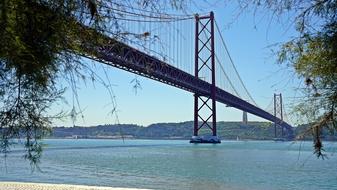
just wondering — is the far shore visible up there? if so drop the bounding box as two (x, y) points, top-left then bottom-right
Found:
(38, 137), (337, 142)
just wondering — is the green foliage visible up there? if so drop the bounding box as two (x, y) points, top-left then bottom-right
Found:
(0, 0), (187, 168)
(277, 2), (336, 158)
(0, 0), (118, 168)
(238, 0), (337, 157)
(0, 0), (92, 168)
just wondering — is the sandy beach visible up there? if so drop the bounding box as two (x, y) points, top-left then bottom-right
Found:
(0, 182), (150, 190)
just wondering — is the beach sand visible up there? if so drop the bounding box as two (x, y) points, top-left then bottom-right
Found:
(0, 182), (151, 190)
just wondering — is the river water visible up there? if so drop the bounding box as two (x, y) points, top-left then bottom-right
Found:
(0, 139), (336, 190)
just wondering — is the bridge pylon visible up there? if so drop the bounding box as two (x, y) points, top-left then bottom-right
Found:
(190, 12), (220, 144)
(273, 93), (285, 139)
(242, 111), (248, 125)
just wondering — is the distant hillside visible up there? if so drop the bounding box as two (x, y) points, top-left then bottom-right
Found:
(51, 121), (297, 140)
(294, 124), (337, 141)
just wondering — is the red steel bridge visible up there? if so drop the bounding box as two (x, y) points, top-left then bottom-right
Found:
(81, 12), (293, 143)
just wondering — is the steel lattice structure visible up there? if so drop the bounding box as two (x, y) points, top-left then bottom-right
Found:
(274, 93), (285, 138)
(193, 12), (217, 136)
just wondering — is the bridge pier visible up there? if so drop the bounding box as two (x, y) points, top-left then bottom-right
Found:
(190, 12), (220, 144)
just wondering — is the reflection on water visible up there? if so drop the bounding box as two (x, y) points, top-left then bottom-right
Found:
(0, 139), (336, 190)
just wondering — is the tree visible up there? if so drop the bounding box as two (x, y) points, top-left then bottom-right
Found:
(0, 0), (185, 168)
(235, 0), (336, 157)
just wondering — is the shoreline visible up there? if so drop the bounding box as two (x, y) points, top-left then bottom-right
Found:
(18, 137), (337, 142)
(0, 182), (150, 190)
(44, 137), (335, 142)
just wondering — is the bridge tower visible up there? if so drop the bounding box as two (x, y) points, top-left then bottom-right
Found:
(190, 12), (220, 143)
(273, 93), (284, 138)
(242, 111), (248, 125)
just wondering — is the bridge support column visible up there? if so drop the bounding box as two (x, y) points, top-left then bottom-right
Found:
(273, 93), (285, 141)
(242, 111), (248, 125)
(190, 12), (220, 144)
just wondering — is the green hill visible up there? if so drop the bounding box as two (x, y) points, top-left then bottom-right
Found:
(51, 121), (297, 140)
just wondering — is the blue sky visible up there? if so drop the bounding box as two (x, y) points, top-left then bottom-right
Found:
(52, 1), (302, 127)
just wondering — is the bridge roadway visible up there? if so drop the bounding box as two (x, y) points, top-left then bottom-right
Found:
(81, 31), (293, 131)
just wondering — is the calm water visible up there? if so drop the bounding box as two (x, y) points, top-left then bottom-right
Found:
(0, 139), (336, 190)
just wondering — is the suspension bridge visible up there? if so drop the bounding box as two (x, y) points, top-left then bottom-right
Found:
(80, 11), (293, 143)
